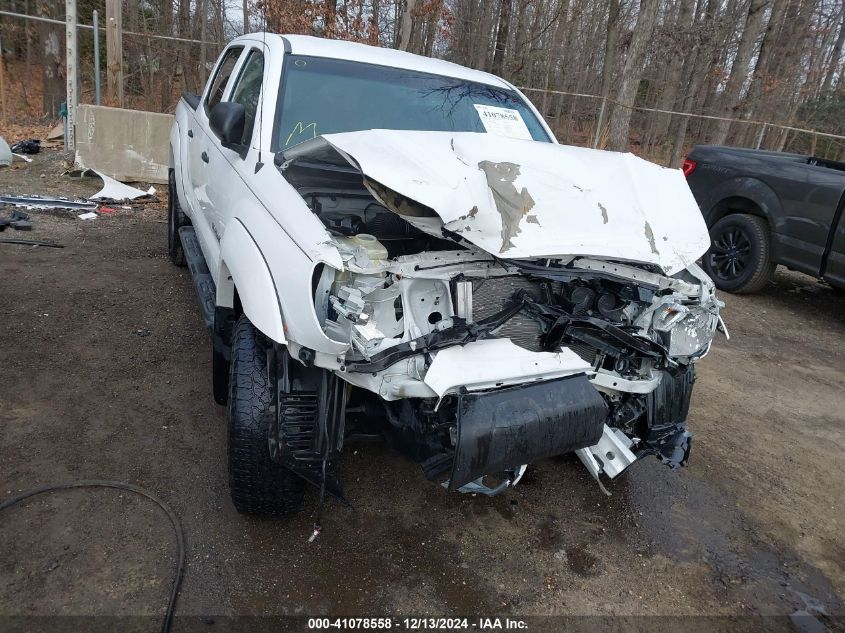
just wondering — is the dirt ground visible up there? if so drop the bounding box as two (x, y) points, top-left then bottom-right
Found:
(1, 150), (844, 630)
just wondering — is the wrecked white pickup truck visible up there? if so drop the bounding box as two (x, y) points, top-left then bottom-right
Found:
(168, 34), (725, 516)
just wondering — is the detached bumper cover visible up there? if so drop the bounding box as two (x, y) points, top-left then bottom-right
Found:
(449, 374), (608, 490)
(638, 365), (696, 469)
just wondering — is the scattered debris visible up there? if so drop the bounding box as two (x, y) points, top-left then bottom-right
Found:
(46, 123), (64, 141)
(78, 212), (98, 220)
(0, 195), (98, 212)
(10, 139), (41, 155)
(0, 210), (33, 231)
(12, 153), (34, 163)
(88, 169), (156, 202)
(98, 206), (117, 215)
(0, 238), (64, 248)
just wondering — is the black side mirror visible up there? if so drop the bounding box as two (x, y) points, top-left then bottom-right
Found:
(209, 102), (246, 150)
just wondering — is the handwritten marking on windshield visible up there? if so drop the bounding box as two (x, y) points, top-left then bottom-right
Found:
(285, 121), (317, 146)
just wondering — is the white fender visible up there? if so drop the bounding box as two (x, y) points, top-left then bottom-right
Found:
(218, 219), (286, 344)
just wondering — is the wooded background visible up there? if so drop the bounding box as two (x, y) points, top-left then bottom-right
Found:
(1, 0), (844, 164)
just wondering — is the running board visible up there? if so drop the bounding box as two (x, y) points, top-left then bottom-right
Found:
(178, 226), (216, 331)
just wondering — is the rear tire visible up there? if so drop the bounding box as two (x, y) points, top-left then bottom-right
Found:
(167, 168), (188, 267)
(227, 316), (305, 516)
(703, 213), (774, 294)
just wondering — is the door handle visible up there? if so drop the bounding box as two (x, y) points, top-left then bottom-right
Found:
(201, 151), (209, 164)
(187, 129), (194, 138)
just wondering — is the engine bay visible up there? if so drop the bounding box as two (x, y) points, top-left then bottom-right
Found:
(277, 142), (725, 492)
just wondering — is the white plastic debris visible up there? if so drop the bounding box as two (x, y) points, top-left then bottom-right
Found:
(89, 169), (154, 201)
(0, 137), (11, 167)
(78, 212), (98, 220)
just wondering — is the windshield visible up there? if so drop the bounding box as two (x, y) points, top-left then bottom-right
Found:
(272, 55), (552, 150)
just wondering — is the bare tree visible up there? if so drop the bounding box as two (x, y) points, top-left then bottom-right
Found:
(491, 0), (513, 76)
(36, 0), (63, 117)
(608, 0), (660, 151)
(398, 0), (417, 50)
(710, 0), (770, 144)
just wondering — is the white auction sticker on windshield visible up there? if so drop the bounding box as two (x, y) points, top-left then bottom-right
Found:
(473, 104), (533, 140)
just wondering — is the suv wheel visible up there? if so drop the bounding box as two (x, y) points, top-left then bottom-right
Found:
(227, 315), (305, 516)
(703, 213), (774, 294)
(167, 168), (189, 267)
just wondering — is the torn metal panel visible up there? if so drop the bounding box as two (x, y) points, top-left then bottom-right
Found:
(89, 169), (156, 201)
(576, 425), (638, 482)
(0, 195), (98, 211)
(284, 130), (711, 274)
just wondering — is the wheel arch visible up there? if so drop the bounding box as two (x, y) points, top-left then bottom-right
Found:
(704, 177), (781, 231)
(217, 219), (287, 345)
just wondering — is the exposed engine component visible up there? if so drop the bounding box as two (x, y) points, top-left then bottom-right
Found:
(300, 194), (721, 491)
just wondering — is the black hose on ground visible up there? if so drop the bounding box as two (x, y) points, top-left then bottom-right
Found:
(0, 480), (185, 633)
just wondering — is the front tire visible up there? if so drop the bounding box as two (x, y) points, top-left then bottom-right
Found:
(227, 316), (305, 516)
(703, 213), (774, 294)
(167, 168), (188, 267)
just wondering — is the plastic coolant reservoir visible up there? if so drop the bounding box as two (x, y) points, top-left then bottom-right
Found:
(336, 233), (389, 262)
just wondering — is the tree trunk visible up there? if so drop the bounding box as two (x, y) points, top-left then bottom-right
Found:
(540, 0), (568, 115)
(38, 0), (64, 117)
(474, 1), (496, 70)
(508, 0), (531, 80)
(160, 0), (174, 111)
(325, 0), (337, 37)
(491, 0), (512, 76)
(741, 0), (788, 136)
(710, 0), (770, 145)
(398, 0), (417, 50)
(649, 0), (694, 146)
(198, 0), (207, 86)
(607, 0), (660, 151)
(368, 0), (381, 44)
(423, 1), (443, 57)
(821, 6), (845, 95)
(105, 0), (124, 107)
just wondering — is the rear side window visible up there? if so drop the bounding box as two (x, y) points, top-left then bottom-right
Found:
(228, 49), (265, 147)
(205, 46), (243, 114)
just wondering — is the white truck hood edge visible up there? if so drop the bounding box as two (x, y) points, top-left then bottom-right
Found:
(311, 130), (712, 275)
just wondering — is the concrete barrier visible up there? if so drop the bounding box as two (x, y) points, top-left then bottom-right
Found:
(75, 105), (173, 184)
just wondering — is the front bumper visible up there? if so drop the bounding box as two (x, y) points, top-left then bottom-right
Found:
(448, 374), (608, 490)
(445, 364), (697, 491)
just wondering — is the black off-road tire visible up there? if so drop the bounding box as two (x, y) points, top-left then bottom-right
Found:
(703, 213), (775, 294)
(167, 168), (189, 267)
(227, 316), (305, 516)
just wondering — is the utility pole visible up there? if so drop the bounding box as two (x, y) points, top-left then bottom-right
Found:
(106, 0), (124, 107)
(65, 0), (77, 150)
(93, 9), (101, 105)
(0, 35), (7, 126)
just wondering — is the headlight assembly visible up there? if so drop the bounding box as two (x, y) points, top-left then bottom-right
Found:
(652, 303), (719, 358)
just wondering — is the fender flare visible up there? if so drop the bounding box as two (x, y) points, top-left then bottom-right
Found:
(217, 219), (286, 344)
(168, 120), (192, 218)
(704, 176), (783, 227)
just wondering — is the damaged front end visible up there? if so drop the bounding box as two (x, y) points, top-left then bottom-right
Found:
(276, 131), (725, 495)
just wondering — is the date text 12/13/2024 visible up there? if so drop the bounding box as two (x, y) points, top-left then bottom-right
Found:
(308, 618), (529, 630)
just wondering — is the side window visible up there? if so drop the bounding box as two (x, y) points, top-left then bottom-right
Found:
(205, 46), (243, 115)
(228, 50), (265, 147)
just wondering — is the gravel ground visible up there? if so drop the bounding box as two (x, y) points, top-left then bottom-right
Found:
(0, 151), (843, 631)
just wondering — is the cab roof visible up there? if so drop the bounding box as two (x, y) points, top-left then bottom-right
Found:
(235, 33), (513, 90)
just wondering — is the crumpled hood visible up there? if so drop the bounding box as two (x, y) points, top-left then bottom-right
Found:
(286, 130), (711, 275)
